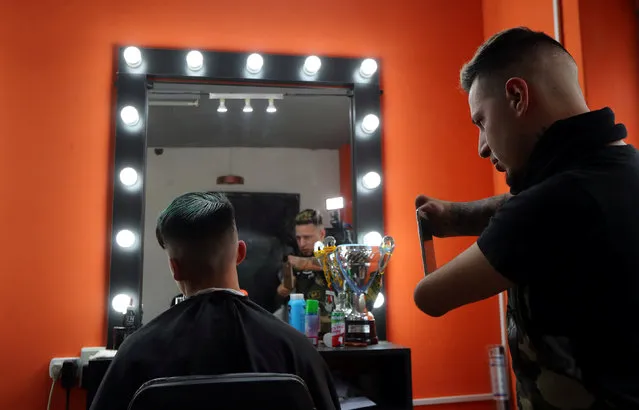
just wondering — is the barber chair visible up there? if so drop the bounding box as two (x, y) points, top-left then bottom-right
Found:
(128, 373), (316, 410)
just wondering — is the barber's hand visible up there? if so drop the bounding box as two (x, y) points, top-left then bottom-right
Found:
(288, 255), (311, 271)
(415, 194), (457, 238)
(278, 262), (294, 297)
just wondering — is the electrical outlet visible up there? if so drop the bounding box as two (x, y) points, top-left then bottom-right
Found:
(49, 357), (80, 380)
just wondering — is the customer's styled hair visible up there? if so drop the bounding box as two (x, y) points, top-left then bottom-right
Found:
(295, 209), (323, 227)
(460, 27), (571, 93)
(156, 192), (236, 252)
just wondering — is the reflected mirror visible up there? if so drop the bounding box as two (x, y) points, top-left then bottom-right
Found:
(142, 82), (354, 322)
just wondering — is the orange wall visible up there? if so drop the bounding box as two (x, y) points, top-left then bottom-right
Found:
(0, 0), (502, 409)
(578, 0), (639, 147)
(338, 143), (353, 224)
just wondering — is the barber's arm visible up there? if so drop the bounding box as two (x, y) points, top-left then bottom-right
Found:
(413, 243), (513, 317)
(288, 255), (322, 271)
(414, 178), (593, 317)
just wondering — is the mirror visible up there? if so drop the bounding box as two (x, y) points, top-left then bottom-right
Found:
(107, 47), (384, 347)
(142, 82), (353, 322)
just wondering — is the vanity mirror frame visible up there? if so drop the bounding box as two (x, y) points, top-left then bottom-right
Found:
(108, 46), (385, 347)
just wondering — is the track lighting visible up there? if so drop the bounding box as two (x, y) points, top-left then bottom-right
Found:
(243, 98), (253, 113)
(266, 99), (277, 113)
(217, 99), (228, 113)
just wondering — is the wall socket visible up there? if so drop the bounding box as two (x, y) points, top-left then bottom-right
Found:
(49, 357), (81, 380)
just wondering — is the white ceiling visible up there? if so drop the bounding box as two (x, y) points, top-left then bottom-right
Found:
(147, 82), (352, 149)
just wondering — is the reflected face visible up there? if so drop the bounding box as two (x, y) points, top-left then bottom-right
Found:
(468, 77), (535, 183)
(296, 224), (325, 256)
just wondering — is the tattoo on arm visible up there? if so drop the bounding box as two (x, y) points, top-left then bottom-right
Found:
(449, 193), (512, 236)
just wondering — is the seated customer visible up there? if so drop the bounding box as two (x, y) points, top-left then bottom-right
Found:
(90, 192), (340, 410)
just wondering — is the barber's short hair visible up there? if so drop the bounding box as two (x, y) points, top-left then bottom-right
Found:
(295, 209), (323, 227)
(460, 27), (571, 93)
(156, 192), (236, 251)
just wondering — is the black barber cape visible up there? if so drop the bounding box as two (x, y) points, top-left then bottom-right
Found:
(478, 108), (639, 409)
(90, 290), (340, 410)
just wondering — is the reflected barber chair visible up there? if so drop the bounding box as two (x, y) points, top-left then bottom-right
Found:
(128, 373), (316, 410)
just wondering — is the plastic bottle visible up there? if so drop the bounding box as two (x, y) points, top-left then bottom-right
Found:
(305, 299), (320, 346)
(288, 294), (306, 334)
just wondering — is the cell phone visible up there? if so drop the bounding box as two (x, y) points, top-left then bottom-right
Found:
(416, 209), (437, 276)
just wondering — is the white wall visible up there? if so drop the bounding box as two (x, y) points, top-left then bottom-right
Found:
(141, 147), (341, 323)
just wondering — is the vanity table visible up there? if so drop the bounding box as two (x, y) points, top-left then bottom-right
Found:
(83, 342), (412, 410)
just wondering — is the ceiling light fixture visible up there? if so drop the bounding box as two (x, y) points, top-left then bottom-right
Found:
(217, 99), (228, 113)
(243, 98), (253, 113)
(266, 99), (277, 113)
(148, 99), (199, 107)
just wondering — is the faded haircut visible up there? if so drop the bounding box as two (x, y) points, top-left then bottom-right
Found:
(460, 27), (572, 93)
(295, 209), (323, 227)
(156, 192), (236, 267)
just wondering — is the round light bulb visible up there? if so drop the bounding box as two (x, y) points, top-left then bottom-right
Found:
(115, 229), (136, 248)
(119, 167), (138, 186)
(303, 55), (322, 75)
(123, 47), (142, 68)
(243, 99), (253, 113)
(186, 50), (204, 71)
(362, 171), (381, 190)
(120, 106), (140, 126)
(246, 53), (264, 74)
(112, 293), (132, 314)
(363, 231), (383, 247)
(373, 292), (385, 309)
(361, 114), (380, 134)
(360, 58), (378, 78)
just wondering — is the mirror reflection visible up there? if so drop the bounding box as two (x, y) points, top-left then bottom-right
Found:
(142, 82), (354, 326)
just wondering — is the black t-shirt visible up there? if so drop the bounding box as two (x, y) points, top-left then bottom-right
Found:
(90, 291), (339, 410)
(478, 108), (639, 409)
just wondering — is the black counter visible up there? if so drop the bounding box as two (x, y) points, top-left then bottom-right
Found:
(84, 342), (412, 410)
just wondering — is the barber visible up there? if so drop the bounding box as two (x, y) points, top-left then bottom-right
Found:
(413, 27), (639, 409)
(277, 209), (333, 334)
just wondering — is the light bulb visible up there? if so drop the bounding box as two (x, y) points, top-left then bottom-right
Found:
(243, 98), (253, 113)
(123, 47), (142, 68)
(363, 231), (383, 247)
(217, 99), (228, 113)
(246, 53), (264, 74)
(186, 50), (204, 71)
(115, 229), (136, 248)
(266, 99), (277, 113)
(326, 197), (344, 211)
(361, 114), (380, 134)
(303, 55), (322, 75)
(120, 106), (140, 126)
(362, 171), (381, 189)
(112, 293), (132, 314)
(360, 58), (378, 78)
(119, 167), (138, 186)
(373, 292), (385, 309)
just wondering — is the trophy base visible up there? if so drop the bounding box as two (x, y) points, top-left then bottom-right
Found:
(345, 318), (378, 346)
